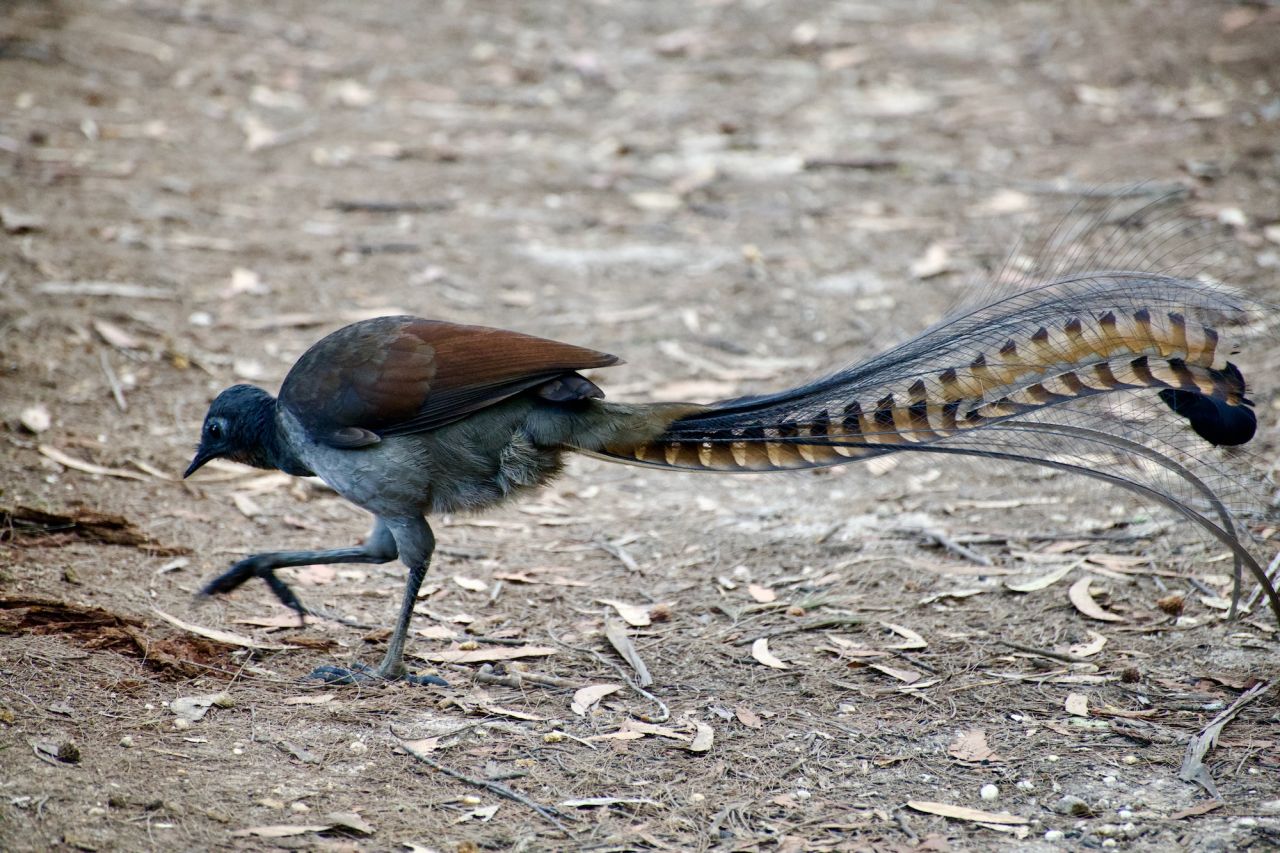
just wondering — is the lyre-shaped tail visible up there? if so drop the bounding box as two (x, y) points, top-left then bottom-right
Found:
(581, 271), (1279, 622)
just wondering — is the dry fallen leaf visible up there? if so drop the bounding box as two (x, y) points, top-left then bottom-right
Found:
(152, 608), (296, 650)
(1068, 577), (1124, 622)
(39, 445), (148, 481)
(622, 719), (689, 741)
(750, 638), (788, 669)
(571, 684), (621, 716)
(604, 619), (653, 687)
(479, 705), (547, 722)
(415, 645), (556, 664)
(910, 241), (954, 279)
(452, 575), (488, 593)
(906, 801), (1028, 826)
(399, 736), (440, 756)
(454, 804), (499, 823)
(1067, 630), (1108, 658)
(1065, 693), (1090, 717)
(231, 824), (332, 839)
(735, 707), (764, 729)
(92, 319), (142, 349)
(230, 812), (373, 839)
(561, 797), (661, 808)
(881, 622), (927, 650)
(171, 692), (232, 723)
(323, 812), (374, 835)
(867, 662), (923, 684)
(598, 599), (651, 627)
(947, 729), (999, 763)
(1004, 561), (1080, 593)
(688, 719), (714, 753)
(747, 583), (777, 604)
(231, 492), (262, 518)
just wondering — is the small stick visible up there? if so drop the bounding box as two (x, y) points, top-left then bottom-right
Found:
(729, 616), (868, 645)
(329, 200), (452, 213)
(1241, 551), (1280, 616)
(596, 539), (639, 571)
(921, 528), (992, 567)
(1180, 680), (1273, 800)
(396, 734), (570, 834)
(472, 663), (581, 690)
(803, 156), (899, 171)
(995, 639), (1084, 664)
(99, 351), (127, 411)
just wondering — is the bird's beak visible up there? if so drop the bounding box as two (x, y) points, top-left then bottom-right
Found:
(184, 446), (215, 479)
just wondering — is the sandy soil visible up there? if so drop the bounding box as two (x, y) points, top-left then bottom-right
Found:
(3, 1), (1280, 850)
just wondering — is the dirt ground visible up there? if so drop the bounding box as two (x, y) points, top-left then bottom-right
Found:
(3, 0), (1280, 850)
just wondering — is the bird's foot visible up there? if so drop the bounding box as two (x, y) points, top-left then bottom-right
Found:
(200, 558), (309, 626)
(306, 662), (447, 687)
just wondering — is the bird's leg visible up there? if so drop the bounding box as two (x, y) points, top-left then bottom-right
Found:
(200, 519), (399, 621)
(309, 517), (446, 687)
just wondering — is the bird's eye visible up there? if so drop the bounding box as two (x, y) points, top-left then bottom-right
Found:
(207, 422), (223, 439)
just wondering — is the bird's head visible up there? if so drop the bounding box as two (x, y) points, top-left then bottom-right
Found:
(184, 384), (278, 477)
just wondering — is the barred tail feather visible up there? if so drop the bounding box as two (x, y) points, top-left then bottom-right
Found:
(580, 270), (1278, 623)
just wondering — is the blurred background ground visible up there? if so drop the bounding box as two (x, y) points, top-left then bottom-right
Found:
(2, 0), (1280, 850)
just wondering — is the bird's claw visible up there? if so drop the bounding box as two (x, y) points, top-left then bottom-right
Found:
(200, 557), (309, 625)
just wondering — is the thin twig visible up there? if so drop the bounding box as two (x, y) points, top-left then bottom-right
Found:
(729, 616), (868, 645)
(995, 639), (1084, 664)
(549, 628), (669, 723)
(921, 528), (992, 567)
(99, 351), (127, 411)
(329, 199), (453, 213)
(395, 734), (570, 834)
(596, 539), (639, 572)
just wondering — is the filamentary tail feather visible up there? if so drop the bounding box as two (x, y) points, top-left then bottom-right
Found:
(577, 270), (1279, 623)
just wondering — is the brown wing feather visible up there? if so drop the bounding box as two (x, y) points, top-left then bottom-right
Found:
(279, 316), (620, 446)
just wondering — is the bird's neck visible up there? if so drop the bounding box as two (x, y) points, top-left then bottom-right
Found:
(238, 395), (312, 476)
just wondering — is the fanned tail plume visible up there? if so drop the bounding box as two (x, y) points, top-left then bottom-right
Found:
(582, 204), (1280, 623)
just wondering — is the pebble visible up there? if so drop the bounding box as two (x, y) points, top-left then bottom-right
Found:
(348, 740), (368, 755)
(980, 784), (1000, 801)
(1044, 830), (1065, 842)
(1054, 795), (1092, 816)
(1122, 754), (1139, 765)
(119, 736), (134, 748)
(1017, 779), (1035, 791)
(290, 801), (310, 813)
(19, 404), (51, 433)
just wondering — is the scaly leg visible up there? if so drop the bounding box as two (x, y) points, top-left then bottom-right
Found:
(200, 518), (399, 620)
(309, 516), (445, 686)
